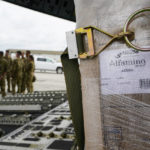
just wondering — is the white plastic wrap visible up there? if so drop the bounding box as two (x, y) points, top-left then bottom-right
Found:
(101, 92), (150, 150)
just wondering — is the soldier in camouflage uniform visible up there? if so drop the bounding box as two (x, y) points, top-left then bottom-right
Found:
(4, 50), (12, 92)
(21, 51), (30, 93)
(21, 52), (26, 93)
(26, 55), (35, 93)
(0, 51), (8, 97)
(11, 51), (23, 95)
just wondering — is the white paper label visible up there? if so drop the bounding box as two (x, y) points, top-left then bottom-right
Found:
(100, 48), (150, 95)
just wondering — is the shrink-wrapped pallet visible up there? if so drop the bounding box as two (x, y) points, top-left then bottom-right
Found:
(74, 0), (150, 149)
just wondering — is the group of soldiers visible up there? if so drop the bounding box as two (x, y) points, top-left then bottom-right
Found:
(0, 50), (35, 97)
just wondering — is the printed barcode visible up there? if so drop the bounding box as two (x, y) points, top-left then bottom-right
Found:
(139, 79), (150, 89)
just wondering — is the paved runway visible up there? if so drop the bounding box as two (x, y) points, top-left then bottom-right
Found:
(0, 71), (66, 100)
(34, 71), (66, 91)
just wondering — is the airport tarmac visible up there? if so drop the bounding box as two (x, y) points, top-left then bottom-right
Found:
(0, 71), (66, 100)
(34, 71), (66, 91)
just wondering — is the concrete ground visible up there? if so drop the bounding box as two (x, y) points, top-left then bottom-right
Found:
(34, 71), (66, 91)
(0, 71), (66, 100)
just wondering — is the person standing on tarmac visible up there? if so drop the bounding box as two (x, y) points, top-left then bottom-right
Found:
(4, 50), (12, 92)
(11, 51), (23, 95)
(21, 52), (26, 93)
(0, 51), (8, 97)
(26, 55), (35, 93)
(21, 50), (30, 94)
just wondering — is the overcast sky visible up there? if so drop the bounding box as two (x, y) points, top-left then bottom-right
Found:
(0, 0), (76, 51)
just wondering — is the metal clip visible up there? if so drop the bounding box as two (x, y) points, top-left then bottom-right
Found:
(75, 27), (95, 59)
